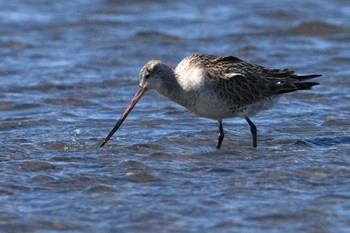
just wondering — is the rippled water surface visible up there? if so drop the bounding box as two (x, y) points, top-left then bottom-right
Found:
(1, 0), (350, 232)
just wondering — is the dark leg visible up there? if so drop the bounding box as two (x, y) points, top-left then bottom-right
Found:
(245, 117), (257, 148)
(217, 120), (224, 149)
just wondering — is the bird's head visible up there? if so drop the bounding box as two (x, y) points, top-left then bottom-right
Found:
(99, 59), (172, 147)
(139, 60), (172, 91)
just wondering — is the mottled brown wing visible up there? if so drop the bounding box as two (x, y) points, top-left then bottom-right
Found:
(187, 54), (319, 107)
(202, 55), (296, 106)
(212, 73), (284, 107)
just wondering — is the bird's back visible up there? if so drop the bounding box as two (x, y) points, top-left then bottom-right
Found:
(174, 54), (321, 119)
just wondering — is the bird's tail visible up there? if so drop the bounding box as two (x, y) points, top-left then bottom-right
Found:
(278, 74), (321, 94)
(293, 74), (322, 81)
(295, 81), (320, 90)
(295, 73), (322, 90)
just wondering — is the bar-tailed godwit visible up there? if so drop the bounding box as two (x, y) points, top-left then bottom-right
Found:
(100, 54), (321, 148)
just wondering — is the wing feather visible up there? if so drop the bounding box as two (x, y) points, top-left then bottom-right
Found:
(185, 54), (320, 107)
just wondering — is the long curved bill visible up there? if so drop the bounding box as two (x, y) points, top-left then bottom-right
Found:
(100, 86), (145, 147)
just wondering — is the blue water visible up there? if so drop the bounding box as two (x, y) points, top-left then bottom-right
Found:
(1, 0), (350, 232)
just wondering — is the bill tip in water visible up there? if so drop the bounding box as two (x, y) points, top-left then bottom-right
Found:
(100, 140), (107, 148)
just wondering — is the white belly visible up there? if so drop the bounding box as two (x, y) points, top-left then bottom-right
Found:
(189, 92), (238, 119)
(189, 93), (278, 120)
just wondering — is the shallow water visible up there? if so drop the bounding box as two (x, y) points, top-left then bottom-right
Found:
(1, 0), (350, 232)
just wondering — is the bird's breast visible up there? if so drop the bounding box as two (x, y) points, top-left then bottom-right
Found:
(188, 92), (278, 120)
(188, 91), (240, 119)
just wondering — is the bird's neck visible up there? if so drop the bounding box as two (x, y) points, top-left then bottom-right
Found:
(157, 69), (197, 109)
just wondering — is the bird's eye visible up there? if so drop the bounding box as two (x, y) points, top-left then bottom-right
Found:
(145, 68), (152, 79)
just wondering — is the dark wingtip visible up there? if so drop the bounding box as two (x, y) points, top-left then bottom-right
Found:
(308, 74), (322, 79)
(296, 81), (320, 91)
(278, 81), (320, 94)
(294, 74), (322, 81)
(309, 74), (322, 77)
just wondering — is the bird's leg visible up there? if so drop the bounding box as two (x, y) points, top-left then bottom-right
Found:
(217, 120), (224, 149)
(245, 117), (257, 148)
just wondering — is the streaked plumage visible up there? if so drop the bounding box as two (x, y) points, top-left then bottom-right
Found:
(101, 54), (321, 148)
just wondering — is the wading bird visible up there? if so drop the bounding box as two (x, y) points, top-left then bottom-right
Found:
(100, 54), (321, 148)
